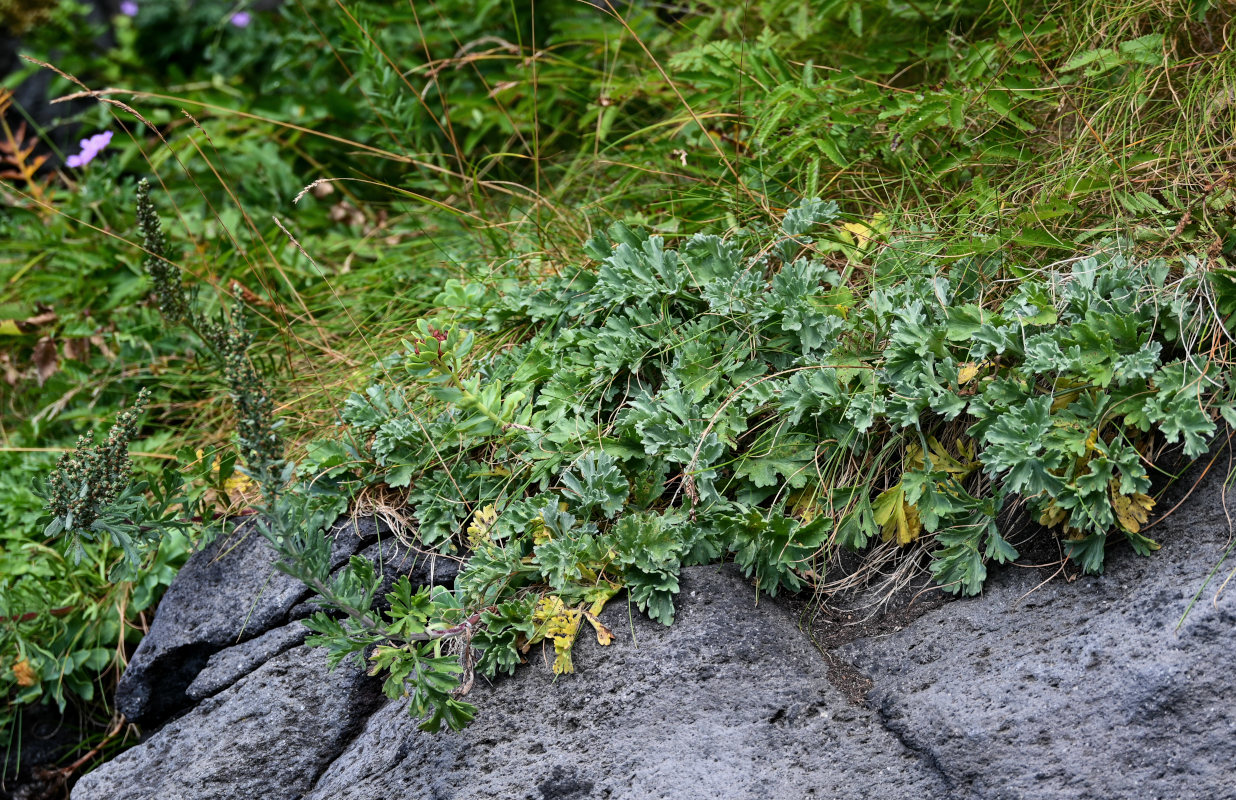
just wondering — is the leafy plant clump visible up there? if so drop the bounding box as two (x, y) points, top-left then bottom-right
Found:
(285, 198), (1233, 727)
(4, 394), (194, 740)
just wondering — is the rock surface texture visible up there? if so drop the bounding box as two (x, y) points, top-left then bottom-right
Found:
(839, 467), (1236, 800)
(299, 563), (947, 800)
(110, 514), (458, 725)
(72, 465), (1236, 800)
(74, 646), (383, 800)
(112, 515), (367, 723)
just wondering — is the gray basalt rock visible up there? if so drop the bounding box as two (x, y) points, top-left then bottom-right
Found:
(73, 645), (384, 800)
(73, 466), (1236, 800)
(286, 536), (461, 621)
(185, 620), (309, 702)
(114, 515), (383, 724)
(840, 464), (1236, 800)
(301, 563), (947, 800)
(78, 563), (948, 800)
(360, 536), (461, 600)
(177, 533), (453, 708)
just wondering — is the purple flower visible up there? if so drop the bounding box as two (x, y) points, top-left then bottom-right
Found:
(229, 11), (251, 27)
(65, 130), (114, 168)
(120, 1), (138, 16)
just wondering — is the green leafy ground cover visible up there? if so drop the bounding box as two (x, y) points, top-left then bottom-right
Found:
(3, 0), (1236, 775)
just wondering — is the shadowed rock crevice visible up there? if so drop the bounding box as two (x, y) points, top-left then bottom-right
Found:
(113, 641), (219, 724)
(537, 765), (594, 800)
(866, 694), (960, 796)
(185, 621), (310, 702)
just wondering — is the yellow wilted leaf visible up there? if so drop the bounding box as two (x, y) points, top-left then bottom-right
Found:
(583, 611), (614, 646)
(529, 502), (572, 546)
(12, 658), (36, 687)
(872, 483), (922, 545)
(926, 437), (979, 477)
(787, 486), (824, 523)
(839, 213), (888, 261)
(1050, 379), (1089, 412)
(550, 640), (574, 674)
(0, 310), (56, 337)
(958, 362), (981, 384)
(583, 582), (622, 618)
(466, 504), (500, 548)
(532, 595), (584, 675)
(530, 516), (551, 545)
(842, 221), (874, 245)
(224, 472), (255, 494)
(842, 212), (887, 246)
(1111, 484), (1155, 533)
(906, 439), (979, 479)
(1038, 500), (1068, 530)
